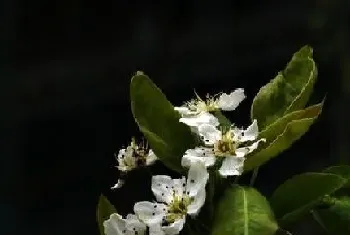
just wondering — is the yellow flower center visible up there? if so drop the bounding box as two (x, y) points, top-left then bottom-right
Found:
(214, 130), (237, 157)
(166, 195), (192, 223)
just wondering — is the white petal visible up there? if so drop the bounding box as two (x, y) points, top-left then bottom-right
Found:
(217, 88), (246, 111)
(111, 179), (125, 190)
(162, 216), (186, 235)
(186, 162), (209, 197)
(187, 187), (206, 216)
(240, 119), (259, 142)
(134, 201), (167, 225)
(103, 213), (126, 235)
(117, 147), (137, 172)
(125, 214), (147, 235)
(246, 138), (266, 154)
(235, 147), (249, 158)
(218, 156), (245, 176)
(198, 124), (222, 145)
(172, 177), (186, 198)
(152, 175), (174, 204)
(146, 150), (158, 166)
(174, 106), (198, 116)
(181, 148), (216, 168)
(179, 112), (219, 127)
(149, 223), (166, 235)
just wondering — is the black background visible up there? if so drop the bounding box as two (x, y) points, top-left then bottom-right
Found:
(0, 1), (349, 234)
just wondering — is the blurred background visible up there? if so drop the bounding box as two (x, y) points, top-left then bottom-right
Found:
(0, 1), (349, 234)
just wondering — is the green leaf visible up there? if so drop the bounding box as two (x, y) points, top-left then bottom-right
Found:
(259, 102), (323, 143)
(313, 196), (350, 235)
(324, 165), (350, 188)
(251, 45), (317, 129)
(130, 72), (197, 172)
(270, 173), (347, 226)
(244, 105), (322, 171)
(211, 186), (278, 235)
(96, 195), (117, 235)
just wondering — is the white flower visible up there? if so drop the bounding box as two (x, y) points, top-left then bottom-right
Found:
(175, 88), (246, 115)
(112, 138), (158, 189)
(103, 213), (147, 235)
(178, 112), (220, 129)
(134, 163), (209, 235)
(182, 119), (265, 176)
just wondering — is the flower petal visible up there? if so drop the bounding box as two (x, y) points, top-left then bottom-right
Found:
(198, 124), (222, 145)
(217, 88), (246, 111)
(174, 106), (197, 116)
(187, 187), (206, 216)
(246, 138), (266, 154)
(181, 148), (216, 168)
(186, 162), (209, 197)
(111, 179), (125, 190)
(235, 147), (250, 158)
(117, 146), (136, 172)
(179, 112), (219, 127)
(162, 216), (186, 235)
(172, 177), (186, 198)
(240, 119), (259, 142)
(103, 213), (126, 235)
(152, 175), (174, 204)
(146, 150), (158, 166)
(218, 156), (245, 176)
(134, 201), (167, 225)
(125, 214), (147, 235)
(149, 223), (166, 235)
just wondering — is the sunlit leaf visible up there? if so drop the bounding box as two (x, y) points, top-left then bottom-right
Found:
(251, 46), (317, 130)
(211, 185), (278, 235)
(244, 104), (321, 171)
(130, 72), (198, 172)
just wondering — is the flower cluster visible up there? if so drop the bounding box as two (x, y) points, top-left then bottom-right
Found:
(104, 163), (208, 235)
(176, 89), (265, 177)
(105, 88), (265, 235)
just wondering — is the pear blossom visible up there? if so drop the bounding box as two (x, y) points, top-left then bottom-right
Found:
(134, 163), (209, 235)
(103, 213), (147, 235)
(182, 119), (265, 176)
(112, 138), (157, 189)
(175, 88), (245, 116)
(174, 89), (245, 129)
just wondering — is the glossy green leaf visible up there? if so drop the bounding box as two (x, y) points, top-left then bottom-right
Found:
(259, 102), (323, 143)
(324, 165), (350, 188)
(130, 72), (197, 172)
(251, 46), (317, 130)
(270, 173), (347, 226)
(96, 195), (117, 235)
(244, 106), (321, 171)
(212, 186), (278, 235)
(313, 196), (350, 235)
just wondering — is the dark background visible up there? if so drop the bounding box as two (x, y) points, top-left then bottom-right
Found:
(0, 1), (349, 235)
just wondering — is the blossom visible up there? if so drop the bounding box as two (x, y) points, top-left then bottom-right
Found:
(182, 119), (265, 176)
(112, 138), (157, 189)
(174, 89), (245, 129)
(175, 111), (220, 129)
(134, 163), (209, 235)
(175, 88), (245, 115)
(103, 213), (147, 235)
